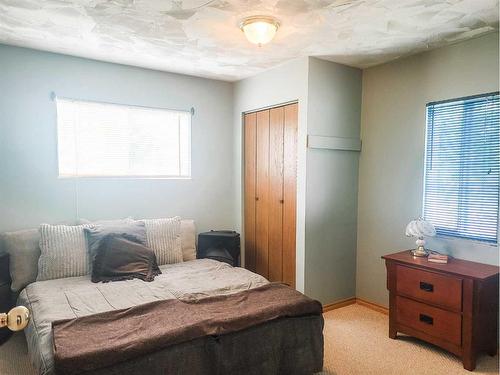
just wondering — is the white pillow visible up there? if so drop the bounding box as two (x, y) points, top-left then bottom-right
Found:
(37, 223), (93, 281)
(180, 219), (196, 261)
(141, 217), (183, 265)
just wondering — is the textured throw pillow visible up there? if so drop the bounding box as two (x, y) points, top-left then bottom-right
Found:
(91, 235), (161, 283)
(1, 229), (40, 292)
(37, 224), (94, 281)
(84, 220), (147, 264)
(141, 217), (183, 265)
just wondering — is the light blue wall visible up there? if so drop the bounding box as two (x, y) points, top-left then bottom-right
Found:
(305, 58), (362, 304)
(0, 44), (235, 233)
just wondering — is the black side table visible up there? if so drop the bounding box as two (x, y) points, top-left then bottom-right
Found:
(0, 253), (13, 345)
(197, 231), (241, 267)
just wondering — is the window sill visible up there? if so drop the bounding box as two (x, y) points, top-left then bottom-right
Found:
(58, 176), (192, 180)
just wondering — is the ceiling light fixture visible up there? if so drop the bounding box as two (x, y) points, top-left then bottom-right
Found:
(240, 16), (280, 46)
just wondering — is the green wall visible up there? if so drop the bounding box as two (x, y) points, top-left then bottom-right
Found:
(356, 33), (500, 307)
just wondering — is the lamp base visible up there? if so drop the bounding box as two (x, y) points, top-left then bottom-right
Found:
(411, 246), (429, 257)
(410, 238), (429, 257)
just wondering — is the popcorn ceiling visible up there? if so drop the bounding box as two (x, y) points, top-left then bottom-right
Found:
(0, 0), (497, 81)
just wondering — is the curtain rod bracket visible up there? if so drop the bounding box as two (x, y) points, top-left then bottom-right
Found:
(190, 107), (195, 116)
(50, 92), (56, 101)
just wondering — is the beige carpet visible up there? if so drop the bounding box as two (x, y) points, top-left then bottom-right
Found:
(322, 304), (499, 375)
(0, 304), (498, 374)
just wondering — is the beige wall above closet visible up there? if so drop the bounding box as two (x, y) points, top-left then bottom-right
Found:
(244, 103), (298, 287)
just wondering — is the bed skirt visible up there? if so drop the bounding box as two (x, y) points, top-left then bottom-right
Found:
(86, 314), (324, 375)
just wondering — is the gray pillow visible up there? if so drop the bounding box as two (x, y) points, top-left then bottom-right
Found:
(37, 224), (94, 281)
(1, 229), (40, 292)
(85, 221), (147, 264)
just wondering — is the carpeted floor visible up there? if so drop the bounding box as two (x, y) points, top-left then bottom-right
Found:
(0, 304), (498, 374)
(322, 304), (498, 375)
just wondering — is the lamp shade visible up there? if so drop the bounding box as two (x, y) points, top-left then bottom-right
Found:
(405, 218), (436, 238)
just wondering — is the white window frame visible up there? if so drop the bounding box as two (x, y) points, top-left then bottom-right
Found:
(422, 92), (499, 245)
(55, 97), (192, 179)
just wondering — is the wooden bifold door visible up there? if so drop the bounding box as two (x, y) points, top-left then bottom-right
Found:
(244, 103), (297, 288)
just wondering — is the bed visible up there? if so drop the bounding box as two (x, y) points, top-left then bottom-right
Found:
(4, 221), (324, 375)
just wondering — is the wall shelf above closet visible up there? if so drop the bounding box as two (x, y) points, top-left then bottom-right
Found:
(307, 135), (361, 152)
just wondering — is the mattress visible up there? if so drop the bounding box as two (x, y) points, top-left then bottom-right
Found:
(18, 259), (268, 375)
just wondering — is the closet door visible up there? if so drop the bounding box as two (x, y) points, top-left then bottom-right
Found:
(255, 110), (270, 278)
(244, 102), (297, 287)
(268, 107), (284, 282)
(244, 112), (257, 272)
(283, 103), (298, 288)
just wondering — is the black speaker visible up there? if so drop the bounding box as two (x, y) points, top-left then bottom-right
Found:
(197, 231), (240, 267)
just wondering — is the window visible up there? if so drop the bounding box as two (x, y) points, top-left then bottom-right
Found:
(423, 92), (499, 243)
(56, 98), (191, 178)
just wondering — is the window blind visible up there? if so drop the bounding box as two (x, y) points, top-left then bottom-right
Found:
(56, 98), (191, 178)
(423, 92), (500, 243)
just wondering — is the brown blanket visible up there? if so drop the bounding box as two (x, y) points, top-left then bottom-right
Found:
(52, 283), (322, 374)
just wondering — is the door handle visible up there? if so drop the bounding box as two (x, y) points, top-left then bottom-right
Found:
(279, 199), (284, 204)
(419, 314), (433, 325)
(419, 281), (434, 292)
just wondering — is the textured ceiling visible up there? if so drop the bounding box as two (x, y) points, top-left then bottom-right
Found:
(0, 0), (498, 81)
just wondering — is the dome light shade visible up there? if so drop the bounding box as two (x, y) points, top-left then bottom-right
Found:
(240, 16), (280, 46)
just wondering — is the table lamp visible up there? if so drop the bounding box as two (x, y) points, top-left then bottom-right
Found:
(405, 217), (436, 257)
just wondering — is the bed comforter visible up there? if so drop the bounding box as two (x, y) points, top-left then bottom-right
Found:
(18, 259), (324, 375)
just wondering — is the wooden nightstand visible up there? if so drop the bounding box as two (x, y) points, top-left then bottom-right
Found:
(0, 253), (13, 345)
(383, 251), (499, 371)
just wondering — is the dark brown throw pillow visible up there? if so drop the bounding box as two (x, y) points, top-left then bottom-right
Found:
(84, 221), (147, 267)
(91, 234), (161, 283)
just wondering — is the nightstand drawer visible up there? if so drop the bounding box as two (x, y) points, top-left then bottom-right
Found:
(396, 265), (462, 311)
(396, 296), (462, 346)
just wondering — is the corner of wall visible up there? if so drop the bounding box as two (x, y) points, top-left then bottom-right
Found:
(303, 57), (362, 304)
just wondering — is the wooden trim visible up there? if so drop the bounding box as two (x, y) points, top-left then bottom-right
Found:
(322, 297), (389, 315)
(322, 297), (356, 312)
(282, 103), (298, 288)
(356, 298), (389, 315)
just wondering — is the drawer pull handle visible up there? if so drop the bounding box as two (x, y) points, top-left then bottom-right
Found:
(419, 314), (434, 325)
(419, 281), (434, 292)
